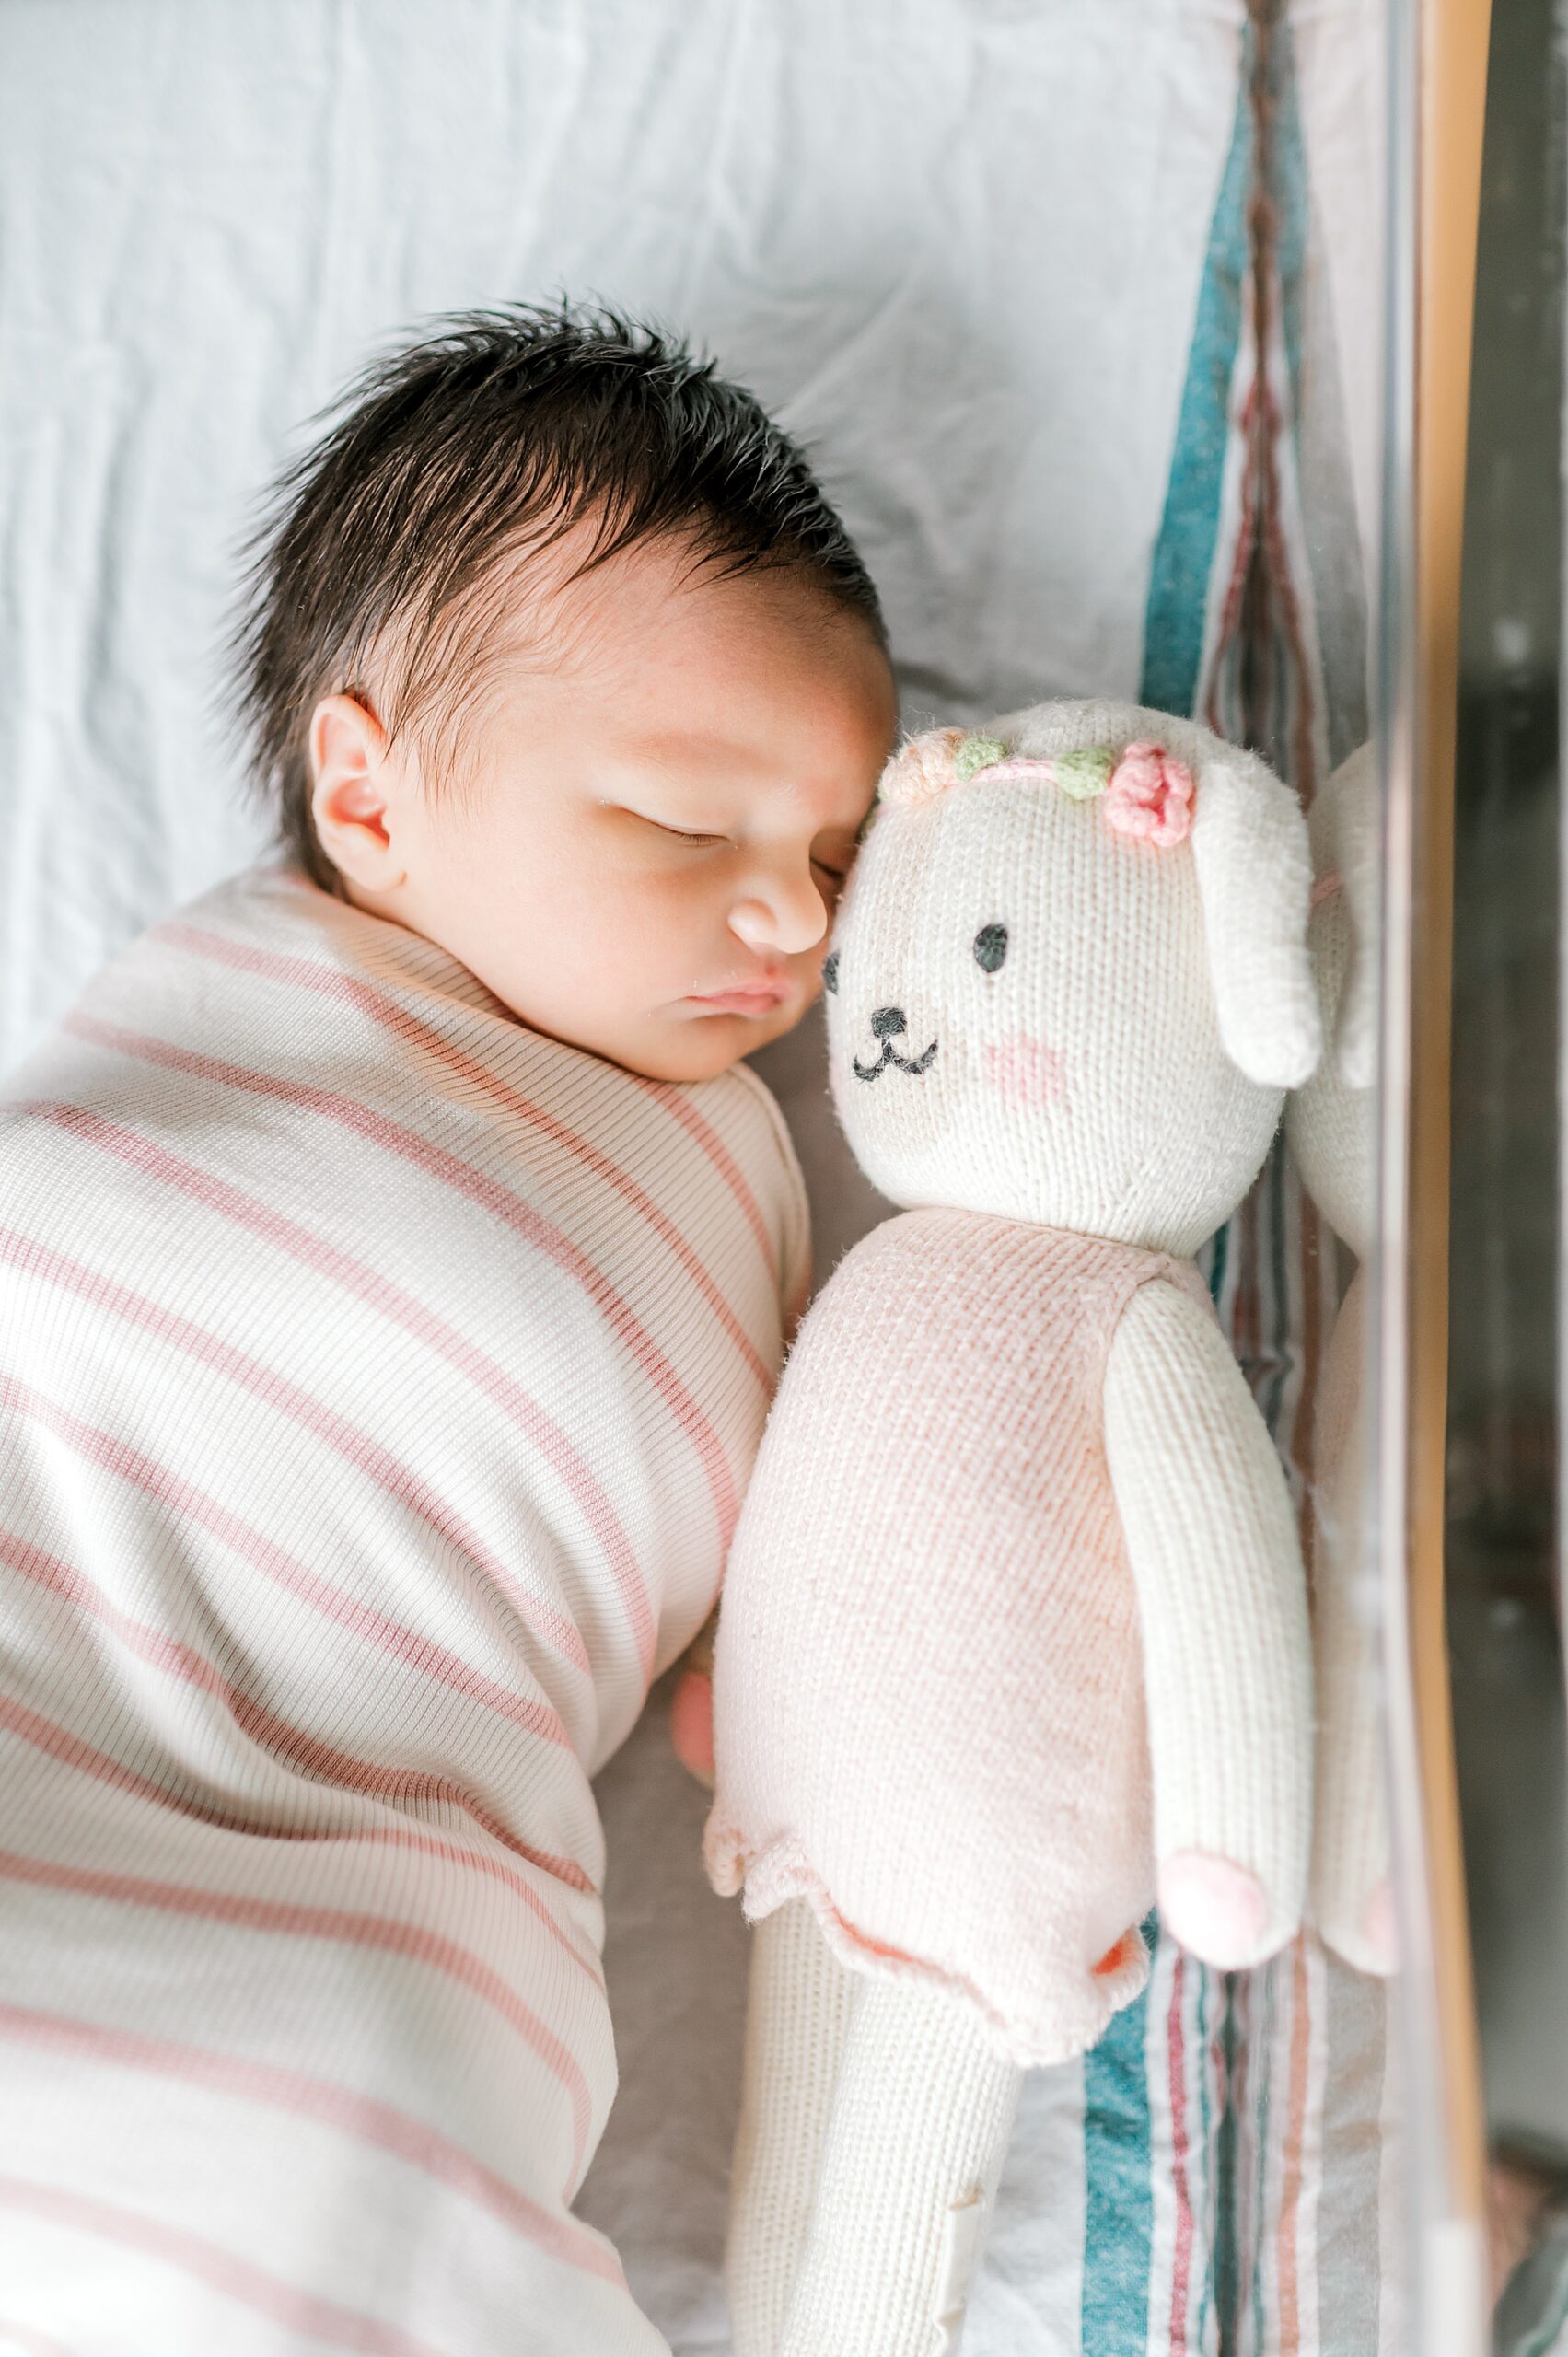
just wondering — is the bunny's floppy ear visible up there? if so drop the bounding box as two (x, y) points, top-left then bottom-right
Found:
(1189, 743), (1322, 1089)
(1311, 744), (1378, 1092)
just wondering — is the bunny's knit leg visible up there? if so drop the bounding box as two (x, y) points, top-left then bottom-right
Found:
(781, 1974), (1020, 2357)
(1308, 1305), (1395, 1972)
(727, 1901), (859, 2356)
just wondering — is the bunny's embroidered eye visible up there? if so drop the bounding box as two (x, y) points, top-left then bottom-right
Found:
(822, 951), (840, 994)
(973, 923), (1008, 974)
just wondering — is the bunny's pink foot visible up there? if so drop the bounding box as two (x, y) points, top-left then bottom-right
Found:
(1359, 1877), (1398, 1975)
(1159, 1851), (1272, 1968)
(1314, 1874), (1398, 1976)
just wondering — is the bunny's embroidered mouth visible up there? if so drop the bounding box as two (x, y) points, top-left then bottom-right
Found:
(853, 1005), (937, 1082)
(853, 1039), (938, 1082)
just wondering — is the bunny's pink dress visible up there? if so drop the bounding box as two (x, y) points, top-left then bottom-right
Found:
(706, 1205), (1214, 2066)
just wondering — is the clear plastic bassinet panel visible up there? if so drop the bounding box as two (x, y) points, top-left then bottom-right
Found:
(1442, 0), (1568, 2343)
(1276, 0), (1568, 2345)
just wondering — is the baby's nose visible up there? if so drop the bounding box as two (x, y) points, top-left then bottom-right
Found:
(871, 1006), (906, 1039)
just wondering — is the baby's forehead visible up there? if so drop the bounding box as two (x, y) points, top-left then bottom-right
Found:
(449, 541), (889, 795)
(471, 528), (874, 692)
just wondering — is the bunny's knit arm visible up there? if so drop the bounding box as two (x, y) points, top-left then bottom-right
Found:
(1103, 1277), (1311, 1967)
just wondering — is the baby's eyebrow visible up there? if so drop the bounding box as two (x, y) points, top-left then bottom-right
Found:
(615, 729), (774, 776)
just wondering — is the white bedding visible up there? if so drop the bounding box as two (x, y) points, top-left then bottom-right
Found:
(0, 4), (1380, 2347)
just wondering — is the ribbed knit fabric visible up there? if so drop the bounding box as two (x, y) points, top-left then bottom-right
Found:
(779, 1973), (1020, 2357)
(1102, 1278), (1312, 1963)
(0, 861), (807, 2355)
(707, 1208), (1213, 2068)
(726, 1901), (859, 2357)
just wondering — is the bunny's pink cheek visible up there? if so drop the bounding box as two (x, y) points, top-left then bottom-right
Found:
(984, 1035), (1067, 1109)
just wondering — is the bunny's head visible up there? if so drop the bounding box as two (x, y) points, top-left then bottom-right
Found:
(1283, 745), (1377, 1260)
(824, 698), (1320, 1256)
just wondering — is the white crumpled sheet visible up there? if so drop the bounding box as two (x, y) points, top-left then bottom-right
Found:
(0, 0), (1256, 1075)
(0, 4), (1376, 2347)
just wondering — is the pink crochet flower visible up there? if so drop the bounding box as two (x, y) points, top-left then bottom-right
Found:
(878, 727), (966, 805)
(1101, 741), (1195, 847)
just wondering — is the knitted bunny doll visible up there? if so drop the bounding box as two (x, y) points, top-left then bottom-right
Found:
(704, 698), (1321, 2357)
(1284, 744), (1396, 1977)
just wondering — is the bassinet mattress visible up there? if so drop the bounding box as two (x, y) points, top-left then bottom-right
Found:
(0, 1), (1394, 2346)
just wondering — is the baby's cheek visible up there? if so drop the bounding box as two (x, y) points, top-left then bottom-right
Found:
(984, 1033), (1067, 1110)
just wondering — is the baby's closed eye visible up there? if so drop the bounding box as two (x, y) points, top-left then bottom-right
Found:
(614, 805), (733, 848)
(656, 822), (732, 847)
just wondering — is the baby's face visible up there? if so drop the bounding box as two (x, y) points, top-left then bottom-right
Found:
(322, 539), (895, 1082)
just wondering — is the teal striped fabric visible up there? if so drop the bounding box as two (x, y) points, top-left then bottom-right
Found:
(1078, 3), (1399, 2351)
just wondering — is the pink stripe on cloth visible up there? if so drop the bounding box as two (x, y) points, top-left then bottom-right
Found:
(0, 1537), (598, 1915)
(0, 1688), (602, 1986)
(0, 1375), (584, 1787)
(0, 2320), (77, 2357)
(60, 1012), (741, 1545)
(1276, 1936), (1314, 2353)
(159, 923), (775, 1391)
(0, 1223), (591, 1680)
(0, 2004), (622, 2284)
(0, 2176), (450, 2357)
(1165, 1947), (1197, 2353)
(630, 1073), (779, 1274)
(0, 1852), (595, 2186)
(24, 1102), (656, 1670)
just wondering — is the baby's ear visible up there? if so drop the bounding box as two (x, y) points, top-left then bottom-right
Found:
(1312, 744), (1379, 1092)
(1190, 746), (1321, 1089)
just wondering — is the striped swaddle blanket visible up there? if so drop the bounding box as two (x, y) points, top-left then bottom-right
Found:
(0, 862), (807, 2356)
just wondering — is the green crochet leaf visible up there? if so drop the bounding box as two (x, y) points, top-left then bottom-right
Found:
(952, 732), (1007, 784)
(1055, 745), (1116, 801)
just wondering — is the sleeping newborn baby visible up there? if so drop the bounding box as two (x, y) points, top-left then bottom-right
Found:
(0, 308), (895, 2355)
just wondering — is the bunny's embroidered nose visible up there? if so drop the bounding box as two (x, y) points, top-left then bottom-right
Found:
(854, 1005), (936, 1082)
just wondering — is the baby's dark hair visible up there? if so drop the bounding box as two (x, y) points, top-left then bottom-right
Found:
(232, 302), (886, 888)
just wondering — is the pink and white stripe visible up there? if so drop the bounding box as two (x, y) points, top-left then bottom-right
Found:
(0, 860), (807, 2353)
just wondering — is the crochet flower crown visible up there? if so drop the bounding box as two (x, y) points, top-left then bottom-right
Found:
(879, 726), (1195, 849)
